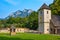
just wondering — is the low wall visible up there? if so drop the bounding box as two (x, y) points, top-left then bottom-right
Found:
(0, 28), (10, 33)
(0, 28), (29, 33)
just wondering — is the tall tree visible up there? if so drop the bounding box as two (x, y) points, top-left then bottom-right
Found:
(49, 0), (60, 15)
(26, 11), (38, 30)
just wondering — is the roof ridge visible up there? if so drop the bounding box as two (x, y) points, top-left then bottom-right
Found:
(40, 3), (50, 10)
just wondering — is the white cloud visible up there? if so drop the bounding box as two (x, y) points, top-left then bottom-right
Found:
(5, 0), (19, 5)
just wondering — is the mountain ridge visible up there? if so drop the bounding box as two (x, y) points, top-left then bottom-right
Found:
(6, 9), (33, 19)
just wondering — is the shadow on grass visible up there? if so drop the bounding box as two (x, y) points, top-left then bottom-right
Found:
(0, 36), (34, 40)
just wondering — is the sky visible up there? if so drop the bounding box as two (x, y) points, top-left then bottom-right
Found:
(0, 0), (53, 18)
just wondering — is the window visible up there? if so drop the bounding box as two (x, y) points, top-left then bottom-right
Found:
(40, 16), (42, 19)
(47, 29), (50, 31)
(47, 29), (49, 31)
(13, 29), (15, 32)
(10, 29), (12, 32)
(40, 11), (42, 14)
(47, 11), (48, 14)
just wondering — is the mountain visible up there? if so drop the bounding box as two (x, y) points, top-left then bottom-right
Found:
(0, 18), (2, 20)
(0, 18), (4, 20)
(6, 9), (33, 19)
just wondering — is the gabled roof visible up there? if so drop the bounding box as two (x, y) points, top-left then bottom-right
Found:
(51, 15), (60, 26)
(10, 25), (16, 29)
(40, 3), (50, 10)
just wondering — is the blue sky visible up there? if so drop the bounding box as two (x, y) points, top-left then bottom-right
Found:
(0, 0), (53, 18)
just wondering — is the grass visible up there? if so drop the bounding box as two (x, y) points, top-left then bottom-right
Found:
(0, 33), (60, 40)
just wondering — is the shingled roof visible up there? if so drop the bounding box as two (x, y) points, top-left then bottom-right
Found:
(40, 3), (50, 10)
(51, 15), (60, 26)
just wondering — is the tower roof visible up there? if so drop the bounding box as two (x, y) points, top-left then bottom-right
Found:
(40, 3), (50, 10)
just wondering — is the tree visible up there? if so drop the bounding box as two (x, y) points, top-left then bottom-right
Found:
(26, 11), (38, 30)
(49, 0), (60, 15)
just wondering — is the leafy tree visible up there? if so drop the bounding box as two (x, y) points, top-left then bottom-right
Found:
(49, 0), (60, 15)
(26, 11), (38, 30)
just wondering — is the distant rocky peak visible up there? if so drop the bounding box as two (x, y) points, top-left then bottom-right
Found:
(15, 10), (21, 13)
(28, 9), (33, 13)
(6, 9), (33, 18)
(23, 9), (28, 12)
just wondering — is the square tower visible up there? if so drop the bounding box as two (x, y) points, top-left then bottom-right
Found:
(38, 3), (51, 34)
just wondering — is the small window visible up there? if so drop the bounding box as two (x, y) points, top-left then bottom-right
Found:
(10, 29), (12, 32)
(40, 11), (42, 14)
(13, 29), (15, 32)
(47, 11), (48, 14)
(47, 29), (49, 31)
(51, 29), (52, 31)
(40, 17), (42, 19)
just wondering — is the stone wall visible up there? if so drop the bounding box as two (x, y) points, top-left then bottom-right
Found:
(0, 28), (29, 33)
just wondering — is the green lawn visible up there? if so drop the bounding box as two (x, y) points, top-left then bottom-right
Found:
(0, 33), (60, 40)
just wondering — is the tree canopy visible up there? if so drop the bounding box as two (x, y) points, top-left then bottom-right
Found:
(0, 11), (38, 30)
(49, 0), (60, 15)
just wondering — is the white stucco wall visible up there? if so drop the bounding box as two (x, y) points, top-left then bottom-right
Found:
(44, 9), (51, 22)
(44, 23), (50, 34)
(43, 9), (51, 34)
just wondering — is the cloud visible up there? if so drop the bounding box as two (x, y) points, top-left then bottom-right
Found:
(5, 0), (19, 5)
